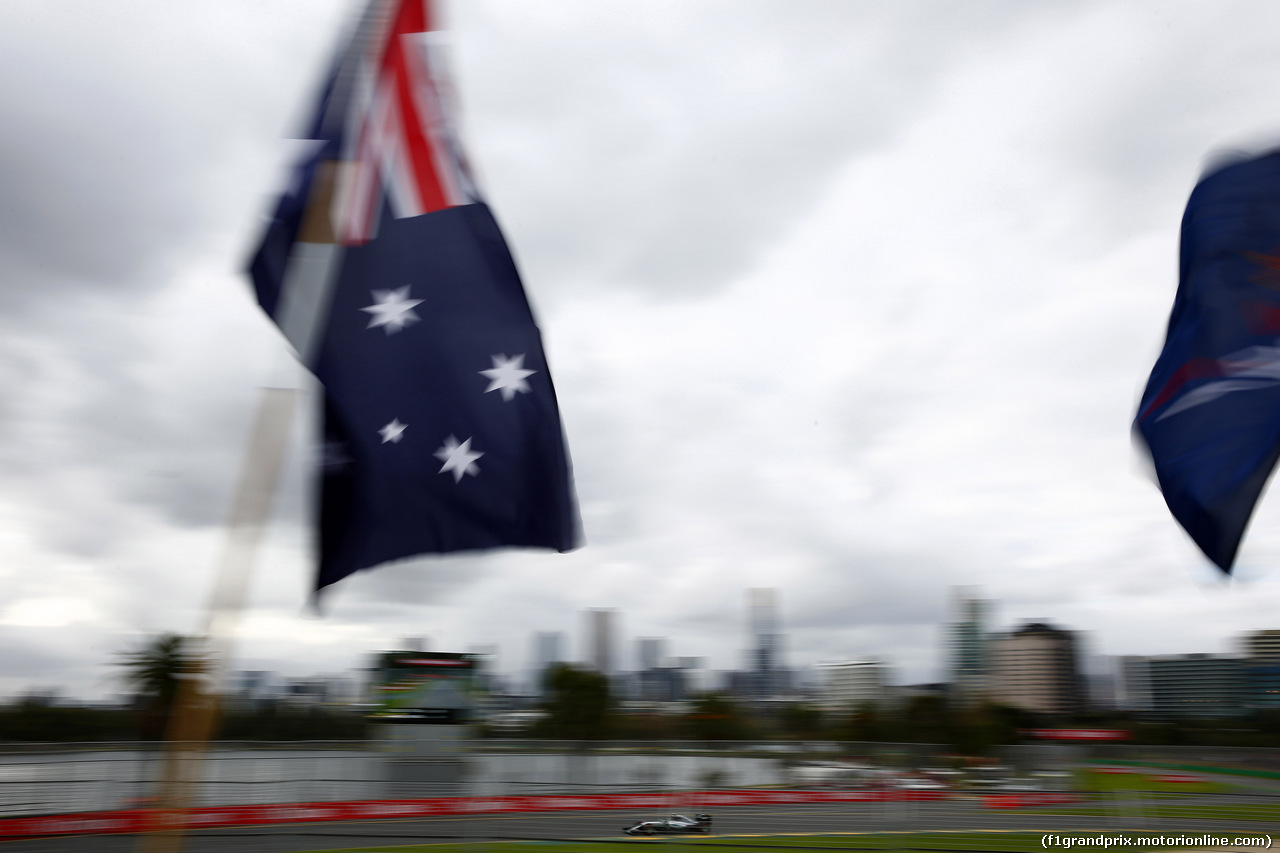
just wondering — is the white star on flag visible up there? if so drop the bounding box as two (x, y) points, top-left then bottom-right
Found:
(378, 418), (407, 444)
(434, 435), (483, 483)
(361, 286), (424, 334)
(480, 353), (536, 401)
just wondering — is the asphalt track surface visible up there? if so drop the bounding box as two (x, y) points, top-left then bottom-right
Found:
(0, 798), (1276, 853)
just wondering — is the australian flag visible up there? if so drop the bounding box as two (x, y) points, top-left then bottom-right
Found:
(1136, 150), (1280, 573)
(248, 0), (579, 594)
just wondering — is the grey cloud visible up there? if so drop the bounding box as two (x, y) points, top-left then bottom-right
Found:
(324, 554), (497, 618)
(0, 627), (124, 697)
(462, 1), (1051, 303)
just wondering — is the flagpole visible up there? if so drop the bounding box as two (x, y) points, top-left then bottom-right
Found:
(138, 386), (299, 853)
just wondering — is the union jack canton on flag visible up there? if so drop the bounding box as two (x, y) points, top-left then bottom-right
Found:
(248, 0), (580, 594)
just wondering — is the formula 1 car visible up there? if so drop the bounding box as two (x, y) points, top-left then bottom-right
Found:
(623, 814), (712, 836)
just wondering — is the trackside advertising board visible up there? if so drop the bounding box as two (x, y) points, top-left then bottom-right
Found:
(1025, 729), (1130, 741)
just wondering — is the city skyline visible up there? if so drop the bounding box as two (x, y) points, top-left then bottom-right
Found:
(205, 590), (1280, 706)
(22, 582), (1280, 709)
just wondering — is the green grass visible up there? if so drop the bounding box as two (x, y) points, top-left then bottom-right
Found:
(1075, 769), (1228, 795)
(1087, 759), (1280, 783)
(1023, 802), (1280, 822)
(288, 831), (1148, 853)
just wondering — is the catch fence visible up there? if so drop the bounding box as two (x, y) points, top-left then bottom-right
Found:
(0, 741), (794, 816)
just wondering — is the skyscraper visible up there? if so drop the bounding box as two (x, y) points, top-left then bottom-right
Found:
(1243, 629), (1280, 709)
(637, 637), (665, 671)
(748, 588), (783, 698)
(948, 588), (989, 708)
(636, 637), (682, 702)
(585, 608), (617, 676)
(530, 631), (563, 694)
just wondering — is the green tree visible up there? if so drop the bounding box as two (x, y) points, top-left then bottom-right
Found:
(843, 702), (885, 742)
(779, 703), (823, 739)
(536, 663), (613, 739)
(687, 692), (752, 741)
(116, 633), (205, 738)
(900, 694), (953, 743)
(951, 702), (1023, 754)
(218, 705), (368, 740)
(0, 697), (134, 742)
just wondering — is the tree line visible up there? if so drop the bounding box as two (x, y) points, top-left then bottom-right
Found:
(0, 634), (365, 742)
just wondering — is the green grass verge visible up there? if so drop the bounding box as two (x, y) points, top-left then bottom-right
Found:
(1089, 759), (1280, 783)
(1023, 802), (1280, 822)
(1075, 769), (1228, 795)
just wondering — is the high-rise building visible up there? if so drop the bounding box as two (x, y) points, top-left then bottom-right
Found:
(1245, 630), (1280, 663)
(676, 657), (707, 693)
(816, 658), (887, 713)
(1147, 654), (1246, 718)
(947, 588), (989, 707)
(585, 608), (617, 676)
(631, 639), (692, 702)
(1123, 652), (1254, 716)
(748, 588), (784, 698)
(637, 637), (665, 671)
(530, 631), (563, 694)
(1243, 630), (1280, 709)
(987, 622), (1083, 716)
(1116, 655), (1153, 712)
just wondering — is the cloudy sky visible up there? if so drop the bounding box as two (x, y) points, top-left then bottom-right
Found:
(5, 0), (1280, 701)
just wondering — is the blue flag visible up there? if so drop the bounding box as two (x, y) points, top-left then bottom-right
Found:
(1136, 150), (1280, 573)
(248, 0), (579, 593)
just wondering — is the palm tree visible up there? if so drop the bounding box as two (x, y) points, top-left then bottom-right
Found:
(116, 633), (204, 736)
